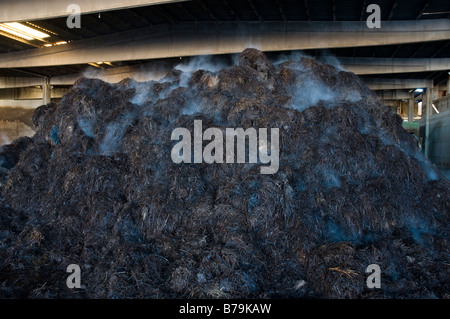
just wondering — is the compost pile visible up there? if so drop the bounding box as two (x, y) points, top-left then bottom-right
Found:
(0, 49), (448, 298)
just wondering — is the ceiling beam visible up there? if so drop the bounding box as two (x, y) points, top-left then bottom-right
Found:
(0, 61), (175, 89)
(340, 57), (450, 75)
(0, 86), (69, 100)
(363, 78), (433, 90)
(0, 19), (448, 69)
(0, 77), (46, 89)
(0, 0), (186, 23)
(1, 54), (448, 90)
(375, 90), (412, 100)
(1, 76), (439, 101)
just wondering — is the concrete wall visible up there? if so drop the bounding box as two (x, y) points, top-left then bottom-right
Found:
(0, 100), (44, 109)
(434, 95), (450, 114)
(0, 87), (69, 100)
(0, 106), (35, 146)
(422, 109), (450, 168)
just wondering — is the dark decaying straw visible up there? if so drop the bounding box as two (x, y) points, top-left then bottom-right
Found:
(0, 49), (448, 298)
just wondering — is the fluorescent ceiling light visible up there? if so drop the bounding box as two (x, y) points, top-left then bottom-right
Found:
(42, 41), (69, 48)
(5, 22), (49, 39)
(415, 88), (424, 93)
(0, 24), (32, 40)
(0, 22), (50, 41)
(88, 61), (112, 68)
(88, 62), (103, 68)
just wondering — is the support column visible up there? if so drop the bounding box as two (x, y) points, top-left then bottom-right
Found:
(447, 76), (450, 95)
(408, 92), (414, 122)
(42, 76), (51, 105)
(424, 85), (433, 159)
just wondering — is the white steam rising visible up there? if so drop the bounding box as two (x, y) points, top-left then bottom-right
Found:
(78, 118), (96, 138)
(175, 55), (227, 87)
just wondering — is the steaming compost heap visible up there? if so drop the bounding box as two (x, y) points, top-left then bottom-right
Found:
(0, 49), (448, 298)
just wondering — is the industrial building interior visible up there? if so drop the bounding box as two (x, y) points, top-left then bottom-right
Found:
(0, 0), (449, 303)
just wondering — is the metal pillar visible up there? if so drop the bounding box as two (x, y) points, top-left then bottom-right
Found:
(408, 91), (414, 122)
(42, 76), (51, 105)
(447, 76), (450, 95)
(424, 85), (433, 159)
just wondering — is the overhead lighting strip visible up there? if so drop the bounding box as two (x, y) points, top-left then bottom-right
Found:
(0, 22), (50, 41)
(25, 22), (58, 36)
(0, 24), (33, 40)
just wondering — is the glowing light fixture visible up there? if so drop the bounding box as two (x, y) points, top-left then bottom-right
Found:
(415, 88), (424, 93)
(0, 22), (50, 41)
(88, 61), (113, 68)
(0, 24), (32, 40)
